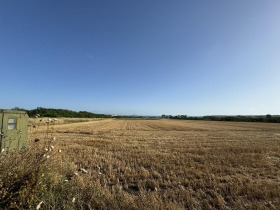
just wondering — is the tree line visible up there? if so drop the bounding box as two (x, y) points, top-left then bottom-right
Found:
(12, 107), (111, 118)
(162, 114), (280, 123)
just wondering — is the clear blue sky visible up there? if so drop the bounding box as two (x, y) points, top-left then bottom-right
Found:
(1, 0), (279, 116)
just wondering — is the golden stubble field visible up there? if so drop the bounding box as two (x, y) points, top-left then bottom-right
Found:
(1, 119), (280, 209)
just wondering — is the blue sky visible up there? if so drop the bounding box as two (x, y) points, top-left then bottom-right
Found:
(0, 0), (279, 116)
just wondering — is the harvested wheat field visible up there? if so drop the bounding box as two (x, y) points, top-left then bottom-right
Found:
(1, 119), (280, 209)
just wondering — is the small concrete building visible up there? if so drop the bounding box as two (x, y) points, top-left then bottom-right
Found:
(0, 110), (28, 153)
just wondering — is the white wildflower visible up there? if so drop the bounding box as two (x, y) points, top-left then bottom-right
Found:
(1, 149), (4, 153)
(46, 155), (50, 159)
(44, 148), (48, 152)
(72, 197), (76, 203)
(58, 149), (62, 153)
(50, 145), (54, 150)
